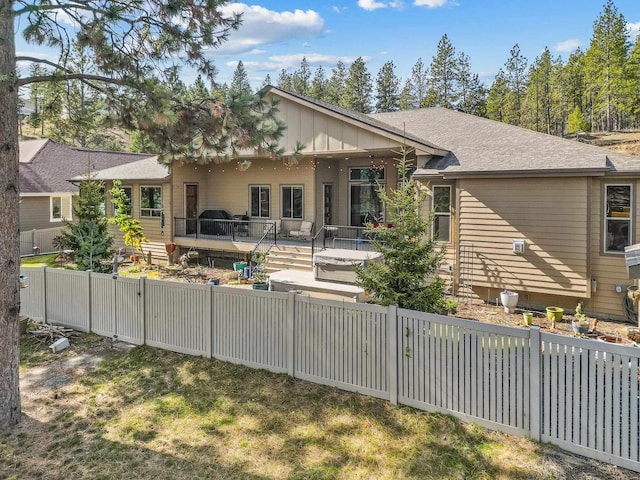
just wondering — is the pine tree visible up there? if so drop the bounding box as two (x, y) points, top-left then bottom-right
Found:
(504, 44), (528, 125)
(340, 57), (373, 113)
(186, 75), (210, 103)
(425, 34), (458, 108)
(486, 69), (510, 122)
(626, 36), (640, 127)
(403, 58), (429, 109)
(27, 64), (47, 134)
(292, 57), (311, 95)
(567, 105), (591, 134)
(261, 74), (272, 88)
(456, 52), (487, 116)
(57, 175), (114, 273)
(563, 48), (587, 114)
(355, 148), (446, 313)
(375, 60), (400, 112)
(325, 61), (347, 105)
(524, 48), (553, 133)
(277, 69), (293, 91)
(585, 0), (629, 131)
(228, 61), (252, 97)
(308, 66), (328, 100)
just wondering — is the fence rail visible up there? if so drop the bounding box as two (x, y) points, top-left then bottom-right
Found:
(20, 226), (64, 256)
(19, 266), (640, 474)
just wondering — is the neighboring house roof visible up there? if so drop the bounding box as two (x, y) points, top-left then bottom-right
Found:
(19, 139), (152, 194)
(371, 108), (640, 177)
(74, 155), (169, 182)
(265, 86), (449, 157)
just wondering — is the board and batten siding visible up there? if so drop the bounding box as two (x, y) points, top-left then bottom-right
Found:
(588, 178), (637, 320)
(275, 95), (402, 155)
(457, 177), (589, 299)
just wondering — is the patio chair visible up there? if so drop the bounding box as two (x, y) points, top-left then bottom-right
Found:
(290, 221), (313, 240)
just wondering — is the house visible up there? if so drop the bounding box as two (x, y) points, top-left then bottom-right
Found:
(91, 86), (640, 320)
(19, 139), (151, 231)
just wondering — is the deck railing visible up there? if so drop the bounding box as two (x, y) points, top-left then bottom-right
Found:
(174, 217), (277, 244)
(311, 224), (374, 259)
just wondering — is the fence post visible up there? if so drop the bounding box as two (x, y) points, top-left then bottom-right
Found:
(139, 276), (146, 345)
(42, 266), (48, 323)
(529, 326), (542, 441)
(287, 291), (296, 377)
(205, 284), (212, 358)
(388, 304), (398, 405)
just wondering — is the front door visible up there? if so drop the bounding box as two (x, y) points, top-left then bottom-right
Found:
(185, 184), (198, 234)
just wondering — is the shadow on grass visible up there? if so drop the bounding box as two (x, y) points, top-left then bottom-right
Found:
(6, 340), (635, 479)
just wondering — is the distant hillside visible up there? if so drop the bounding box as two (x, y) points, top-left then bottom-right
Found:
(577, 131), (640, 157)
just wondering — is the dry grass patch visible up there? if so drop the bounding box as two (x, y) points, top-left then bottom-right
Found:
(1, 334), (635, 479)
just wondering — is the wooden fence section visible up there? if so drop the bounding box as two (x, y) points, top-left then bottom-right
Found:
(20, 227), (64, 256)
(17, 266), (640, 474)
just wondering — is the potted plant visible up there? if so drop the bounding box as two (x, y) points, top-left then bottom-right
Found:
(522, 311), (533, 326)
(443, 298), (458, 315)
(252, 271), (269, 290)
(571, 302), (590, 335)
(546, 306), (564, 329)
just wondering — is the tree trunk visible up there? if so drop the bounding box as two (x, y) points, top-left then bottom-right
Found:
(0, 0), (22, 430)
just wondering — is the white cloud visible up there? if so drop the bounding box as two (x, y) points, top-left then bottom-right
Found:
(414, 0), (448, 7)
(228, 53), (370, 73)
(215, 3), (324, 54)
(628, 22), (640, 39)
(554, 39), (580, 53)
(332, 6), (347, 13)
(358, 0), (387, 11)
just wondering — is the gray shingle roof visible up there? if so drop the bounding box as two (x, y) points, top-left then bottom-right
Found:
(371, 107), (640, 176)
(74, 155), (169, 182)
(19, 140), (152, 194)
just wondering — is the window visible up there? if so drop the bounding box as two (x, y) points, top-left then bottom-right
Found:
(433, 186), (451, 243)
(349, 167), (385, 226)
(605, 184), (631, 253)
(250, 185), (270, 218)
(140, 186), (162, 217)
(113, 186), (132, 216)
(281, 186), (303, 219)
(51, 196), (62, 222)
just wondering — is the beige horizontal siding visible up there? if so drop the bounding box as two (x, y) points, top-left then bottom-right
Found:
(458, 177), (589, 299)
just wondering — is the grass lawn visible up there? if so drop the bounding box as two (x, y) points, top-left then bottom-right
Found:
(0, 335), (593, 480)
(20, 253), (61, 268)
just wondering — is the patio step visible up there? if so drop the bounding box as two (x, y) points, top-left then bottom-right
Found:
(266, 245), (314, 273)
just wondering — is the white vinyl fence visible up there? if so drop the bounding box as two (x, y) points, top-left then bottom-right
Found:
(20, 227), (64, 256)
(19, 266), (640, 473)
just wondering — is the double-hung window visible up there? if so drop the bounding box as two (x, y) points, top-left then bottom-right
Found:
(250, 185), (270, 218)
(281, 186), (303, 219)
(140, 186), (162, 217)
(50, 196), (63, 222)
(605, 184), (632, 253)
(433, 186), (452, 243)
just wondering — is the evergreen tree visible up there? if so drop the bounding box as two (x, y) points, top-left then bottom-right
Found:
(403, 58), (429, 109)
(626, 36), (640, 127)
(326, 61), (347, 105)
(456, 52), (487, 116)
(109, 179), (147, 257)
(563, 48), (587, 114)
(186, 75), (210, 103)
(129, 130), (159, 153)
(524, 48), (553, 133)
(340, 57), (373, 113)
(425, 34), (458, 108)
(355, 148), (446, 313)
(585, 0), (629, 131)
(486, 69), (510, 122)
(277, 69), (293, 91)
(292, 57), (311, 95)
(567, 105), (591, 134)
(27, 63), (47, 134)
(375, 60), (400, 112)
(504, 44), (528, 125)
(261, 74), (272, 88)
(228, 61), (252, 97)
(308, 66), (328, 100)
(57, 175), (114, 273)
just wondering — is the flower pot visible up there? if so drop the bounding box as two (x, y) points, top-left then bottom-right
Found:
(252, 282), (269, 291)
(546, 307), (564, 329)
(571, 321), (589, 335)
(130, 254), (140, 263)
(522, 312), (533, 326)
(500, 290), (519, 314)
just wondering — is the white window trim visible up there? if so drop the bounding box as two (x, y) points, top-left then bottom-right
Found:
(604, 183), (632, 254)
(281, 185), (304, 219)
(140, 185), (163, 218)
(249, 185), (270, 218)
(50, 194), (72, 222)
(432, 185), (452, 243)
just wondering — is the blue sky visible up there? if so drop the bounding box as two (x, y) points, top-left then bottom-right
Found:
(15, 1), (640, 89)
(208, 0), (640, 88)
